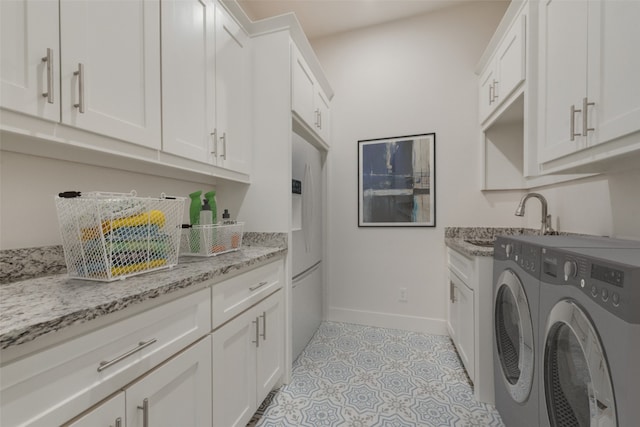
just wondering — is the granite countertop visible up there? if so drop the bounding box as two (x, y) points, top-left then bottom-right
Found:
(444, 227), (540, 257)
(0, 233), (287, 351)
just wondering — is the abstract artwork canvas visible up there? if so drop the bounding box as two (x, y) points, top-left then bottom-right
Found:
(358, 133), (435, 227)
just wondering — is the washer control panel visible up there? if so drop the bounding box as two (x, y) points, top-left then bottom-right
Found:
(542, 248), (640, 324)
(494, 236), (541, 279)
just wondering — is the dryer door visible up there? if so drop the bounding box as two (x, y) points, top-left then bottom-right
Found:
(494, 269), (535, 403)
(543, 299), (616, 427)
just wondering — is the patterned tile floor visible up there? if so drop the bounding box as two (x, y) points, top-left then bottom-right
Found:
(251, 322), (504, 426)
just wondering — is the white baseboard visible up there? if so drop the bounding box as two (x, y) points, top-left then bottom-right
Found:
(326, 307), (448, 335)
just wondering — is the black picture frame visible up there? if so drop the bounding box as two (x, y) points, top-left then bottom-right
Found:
(358, 133), (436, 227)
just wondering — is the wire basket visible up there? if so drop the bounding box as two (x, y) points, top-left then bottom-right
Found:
(55, 191), (186, 281)
(180, 222), (244, 257)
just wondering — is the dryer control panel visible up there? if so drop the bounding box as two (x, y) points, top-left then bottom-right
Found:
(541, 248), (640, 324)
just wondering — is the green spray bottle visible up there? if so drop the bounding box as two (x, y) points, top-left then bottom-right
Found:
(188, 190), (202, 252)
(204, 190), (217, 249)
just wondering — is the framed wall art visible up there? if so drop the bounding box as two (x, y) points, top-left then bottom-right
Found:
(358, 133), (435, 227)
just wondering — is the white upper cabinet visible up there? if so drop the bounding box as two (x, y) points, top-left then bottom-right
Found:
(161, 0), (216, 164)
(291, 44), (331, 146)
(59, 0), (161, 149)
(0, 0), (60, 122)
(479, 12), (526, 125)
(215, 4), (252, 175)
(538, 0), (640, 169)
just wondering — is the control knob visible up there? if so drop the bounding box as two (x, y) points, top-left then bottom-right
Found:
(564, 260), (578, 281)
(505, 244), (513, 259)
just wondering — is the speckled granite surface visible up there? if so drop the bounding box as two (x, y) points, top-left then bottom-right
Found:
(444, 227), (600, 257)
(0, 245), (66, 285)
(0, 233), (287, 350)
(444, 227), (541, 257)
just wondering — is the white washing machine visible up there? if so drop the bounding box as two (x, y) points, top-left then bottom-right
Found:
(538, 246), (640, 427)
(493, 236), (542, 427)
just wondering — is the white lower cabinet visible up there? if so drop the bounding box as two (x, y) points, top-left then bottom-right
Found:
(64, 392), (125, 427)
(0, 288), (211, 427)
(448, 271), (475, 381)
(65, 336), (211, 427)
(212, 289), (284, 427)
(446, 248), (494, 404)
(125, 336), (212, 427)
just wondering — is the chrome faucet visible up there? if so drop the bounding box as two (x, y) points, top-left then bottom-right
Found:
(515, 193), (556, 235)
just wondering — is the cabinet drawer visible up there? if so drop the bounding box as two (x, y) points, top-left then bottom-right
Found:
(211, 261), (283, 329)
(0, 288), (211, 427)
(448, 248), (474, 287)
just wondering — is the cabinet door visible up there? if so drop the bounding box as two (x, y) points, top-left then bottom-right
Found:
(538, 0), (588, 162)
(478, 64), (496, 123)
(256, 290), (284, 400)
(494, 14), (525, 107)
(0, 0), (59, 121)
(315, 88), (331, 143)
(161, 0), (216, 163)
(63, 393), (125, 427)
(215, 5), (251, 174)
(456, 281), (475, 381)
(291, 46), (316, 127)
(587, 0), (640, 148)
(212, 308), (257, 427)
(126, 336), (212, 427)
(447, 278), (458, 343)
(59, 0), (161, 149)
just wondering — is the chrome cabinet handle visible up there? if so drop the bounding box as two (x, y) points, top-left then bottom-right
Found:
(260, 311), (267, 340)
(318, 110), (322, 129)
(314, 108), (320, 127)
(210, 130), (217, 156)
(488, 84), (493, 105)
(41, 48), (54, 104)
(582, 97), (595, 136)
(73, 63), (85, 113)
(492, 79), (498, 102)
(221, 132), (227, 160)
(449, 281), (456, 303)
(97, 338), (157, 372)
(570, 104), (582, 141)
(113, 417), (122, 427)
(252, 317), (260, 348)
(137, 398), (149, 427)
(249, 280), (268, 291)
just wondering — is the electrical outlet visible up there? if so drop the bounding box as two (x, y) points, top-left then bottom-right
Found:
(399, 287), (408, 302)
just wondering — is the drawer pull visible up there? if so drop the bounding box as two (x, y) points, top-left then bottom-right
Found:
(137, 398), (149, 427)
(252, 317), (260, 348)
(97, 338), (157, 372)
(260, 311), (267, 340)
(113, 417), (122, 427)
(249, 281), (269, 291)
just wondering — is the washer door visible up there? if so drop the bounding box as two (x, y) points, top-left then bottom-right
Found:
(543, 299), (616, 427)
(494, 269), (535, 403)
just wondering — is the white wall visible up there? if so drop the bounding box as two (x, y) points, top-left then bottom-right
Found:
(524, 169), (640, 240)
(312, 2), (513, 334)
(313, 1), (640, 334)
(0, 147), (221, 249)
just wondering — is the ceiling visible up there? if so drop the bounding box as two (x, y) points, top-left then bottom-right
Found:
(237, 0), (504, 40)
